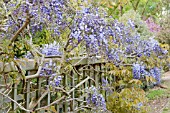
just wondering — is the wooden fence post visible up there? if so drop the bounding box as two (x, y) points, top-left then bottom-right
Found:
(94, 64), (99, 87)
(71, 70), (75, 112)
(77, 66), (81, 110)
(25, 79), (30, 113)
(47, 78), (50, 106)
(101, 63), (106, 99)
(12, 83), (17, 111)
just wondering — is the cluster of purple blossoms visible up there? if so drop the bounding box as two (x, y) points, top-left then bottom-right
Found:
(40, 59), (56, 76)
(102, 78), (112, 95)
(24, 41), (62, 58)
(1, 0), (69, 39)
(67, 6), (168, 66)
(148, 38), (168, 55)
(54, 76), (62, 86)
(150, 67), (161, 84)
(102, 78), (108, 87)
(28, 0), (68, 35)
(41, 41), (62, 56)
(68, 7), (140, 64)
(49, 75), (62, 87)
(136, 102), (143, 110)
(69, 7), (108, 54)
(132, 64), (147, 79)
(2, 1), (168, 66)
(128, 36), (168, 58)
(86, 86), (107, 111)
(40, 59), (62, 87)
(132, 63), (161, 84)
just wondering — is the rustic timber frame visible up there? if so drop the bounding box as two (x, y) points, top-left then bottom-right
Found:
(0, 56), (114, 113)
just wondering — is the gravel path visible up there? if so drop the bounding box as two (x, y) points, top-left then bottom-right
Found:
(162, 71), (170, 81)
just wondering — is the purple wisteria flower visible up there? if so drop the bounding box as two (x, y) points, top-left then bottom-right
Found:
(150, 67), (161, 84)
(128, 19), (135, 30)
(41, 41), (62, 56)
(40, 59), (56, 76)
(49, 75), (62, 87)
(136, 102), (143, 110)
(86, 86), (107, 111)
(132, 63), (162, 84)
(132, 63), (148, 79)
(2, 0), (69, 39)
(54, 75), (62, 86)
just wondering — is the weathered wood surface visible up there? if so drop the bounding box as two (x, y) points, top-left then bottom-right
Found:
(0, 56), (106, 73)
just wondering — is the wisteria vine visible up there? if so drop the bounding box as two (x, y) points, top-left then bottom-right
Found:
(0, 0), (169, 112)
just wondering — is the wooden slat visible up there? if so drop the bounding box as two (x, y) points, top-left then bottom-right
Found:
(94, 65), (99, 87)
(71, 70), (75, 112)
(4, 94), (24, 103)
(0, 60), (36, 73)
(101, 64), (106, 99)
(92, 65), (95, 86)
(88, 66), (92, 86)
(37, 78), (41, 108)
(0, 57), (107, 73)
(25, 79), (30, 113)
(0, 58), (61, 73)
(12, 83), (17, 110)
(47, 78), (50, 106)
(77, 66), (81, 108)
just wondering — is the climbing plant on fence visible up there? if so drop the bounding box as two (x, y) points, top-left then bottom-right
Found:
(0, 0), (169, 112)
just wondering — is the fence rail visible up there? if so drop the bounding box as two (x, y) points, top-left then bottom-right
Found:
(0, 56), (112, 113)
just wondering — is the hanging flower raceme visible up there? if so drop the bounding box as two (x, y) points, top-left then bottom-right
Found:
(132, 63), (162, 84)
(41, 41), (62, 56)
(86, 86), (107, 111)
(68, 7), (108, 55)
(149, 67), (161, 84)
(132, 64), (147, 79)
(1, 0), (69, 39)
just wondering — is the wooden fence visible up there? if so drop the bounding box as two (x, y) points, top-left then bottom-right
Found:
(0, 56), (114, 113)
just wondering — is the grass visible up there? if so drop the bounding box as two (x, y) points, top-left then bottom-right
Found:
(146, 89), (165, 100)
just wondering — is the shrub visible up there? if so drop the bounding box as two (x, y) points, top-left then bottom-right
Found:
(107, 88), (147, 113)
